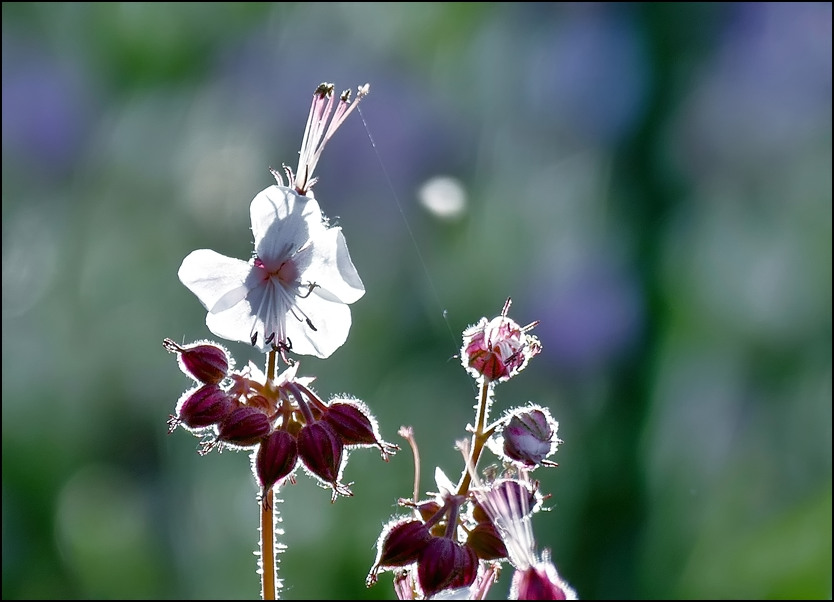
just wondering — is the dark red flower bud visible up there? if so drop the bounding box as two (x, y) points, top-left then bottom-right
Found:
(174, 384), (236, 431)
(448, 542), (479, 591)
(375, 520), (432, 569)
(417, 537), (478, 598)
(417, 500), (442, 522)
(466, 521), (508, 560)
(323, 400), (398, 460)
(164, 338), (229, 384)
(217, 406), (271, 448)
(323, 401), (377, 446)
(256, 429), (298, 492)
(471, 500), (490, 524)
(297, 421), (344, 488)
(503, 407), (558, 467)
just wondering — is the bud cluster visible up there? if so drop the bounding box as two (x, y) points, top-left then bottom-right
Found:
(367, 299), (575, 599)
(368, 473), (544, 599)
(163, 338), (397, 503)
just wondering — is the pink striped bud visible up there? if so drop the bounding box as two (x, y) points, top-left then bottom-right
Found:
(460, 298), (541, 383)
(502, 406), (559, 468)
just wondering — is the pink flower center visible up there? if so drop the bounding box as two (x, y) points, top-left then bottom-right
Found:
(276, 259), (299, 285)
(255, 256), (299, 287)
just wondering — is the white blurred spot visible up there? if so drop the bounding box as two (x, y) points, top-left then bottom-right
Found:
(418, 176), (467, 220)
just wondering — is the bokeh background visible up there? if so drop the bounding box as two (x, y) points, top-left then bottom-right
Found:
(2, 2), (831, 600)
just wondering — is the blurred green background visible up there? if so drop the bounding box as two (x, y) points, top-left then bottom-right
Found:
(2, 2), (831, 600)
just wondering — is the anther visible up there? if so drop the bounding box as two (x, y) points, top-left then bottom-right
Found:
(298, 282), (319, 299)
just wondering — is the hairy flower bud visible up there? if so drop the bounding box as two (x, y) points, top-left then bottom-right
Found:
(417, 537), (478, 598)
(297, 421), (345, 491)
(449, 543), (479, 591)
(502, 406), (559, 468)
(217, 406), (272, 448)
(460, 298), (541, 383)
(164, 338), (229, 385)
(256, 429), (298, 492)
(466, 521), (508, 560)
(174, 383), (236, 432)
(374, 520), (432, 569)
(417, 500), (442, 522)
(323, 400), (377, 445)
(323, 400), (397, 460)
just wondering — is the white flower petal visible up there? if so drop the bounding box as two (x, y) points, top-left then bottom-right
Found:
(178, 250), (253, 313)
(204, 275), (271, 348)
(284, 293), (353, 358)
(206, 276), (292, 352)
(251, 186), (321, 270)
(205, 302), (259, 347)
(297, 226), (365, 304)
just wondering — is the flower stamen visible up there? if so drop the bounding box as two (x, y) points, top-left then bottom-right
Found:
(294, 82), (370, 195)
(298, 282), (319, 299)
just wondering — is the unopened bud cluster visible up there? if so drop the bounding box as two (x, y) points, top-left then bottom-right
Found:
(163, 338), (397, 502)
(369, 474), (544, 599)
(367, 299), (575, 600)
(461, 297), (542, 383)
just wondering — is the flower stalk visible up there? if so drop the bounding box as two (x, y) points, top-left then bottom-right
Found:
(261, 489), (276, 601)
(455, 378), (493, 497)
(261, 349), (278, 601)
(165, 82), (394, 600)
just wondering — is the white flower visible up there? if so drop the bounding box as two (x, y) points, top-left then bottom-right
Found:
(179, 82), (370, 358)
(178, 185), (365, 358)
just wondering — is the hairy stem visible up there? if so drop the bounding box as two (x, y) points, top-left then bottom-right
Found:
(456, 377), (491, 496)
(261, 349), (278, 600)
(261, 489), (276, 600)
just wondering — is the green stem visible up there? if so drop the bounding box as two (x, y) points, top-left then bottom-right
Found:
(456, 377), (492, 496)
(261, 350), (278, 600)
